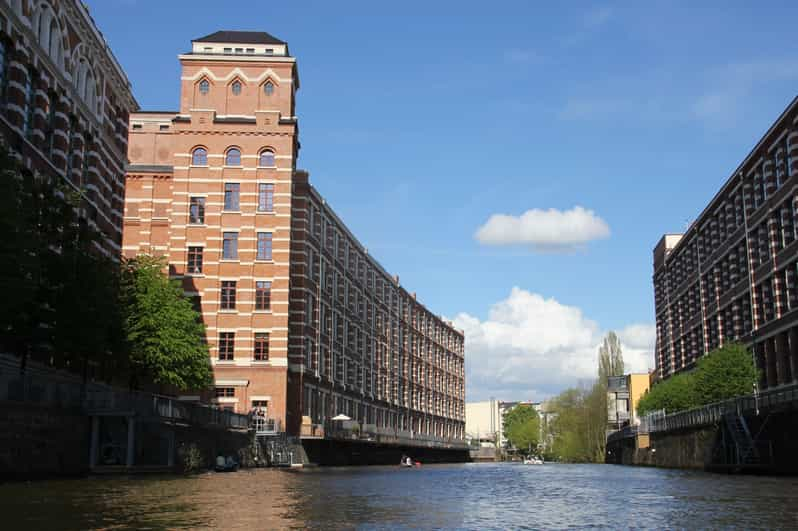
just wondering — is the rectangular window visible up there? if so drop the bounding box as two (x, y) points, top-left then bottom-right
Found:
(255, 281), (272, 310)
(218, 332), (235, 360)
(258, 183), (274, 212)
(221, 281), (236, 310)
(257, 232), (273, 260)
(246, 48), (255, 54)
(224, 183), (240, 211)
(189, 197), (205, 224)
(254, 333), (270, 361)
(187, 246), (203, 274)
(215, 387), (235, 398)
(222, 232), (238, 259)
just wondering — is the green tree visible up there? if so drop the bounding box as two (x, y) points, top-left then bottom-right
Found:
(693, 342), (758, 405)
(598, 331), (624, 382)
(503, 404), (541, 453)
(120, 255), (213, 391)
(0, 148), (126, 379)
(636, 371), (697, 415)
(636, 343), (759, 416)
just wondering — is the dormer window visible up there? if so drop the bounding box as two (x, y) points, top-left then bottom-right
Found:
(199, 79), (209, 95)
(232, 81), (241, 96)
(204, 47), (212, 52)
(246, 48), (255, 54)
(264, 82), (274, 96)
(224, 47), (232, 53)
(235, 48), (243, 54)
(265, 49), (274, 55)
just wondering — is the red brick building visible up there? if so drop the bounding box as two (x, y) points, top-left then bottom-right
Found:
(0, 0), (137, 257)
(654, 96), (798, 391)
(123, 31), (466, 442)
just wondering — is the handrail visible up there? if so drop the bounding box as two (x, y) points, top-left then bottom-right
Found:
(637, 381), (798, 434)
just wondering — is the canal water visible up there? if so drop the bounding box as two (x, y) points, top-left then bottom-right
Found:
(3, 463), (798, 529)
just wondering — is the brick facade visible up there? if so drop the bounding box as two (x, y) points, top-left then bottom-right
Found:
(0, 0), (136, 257)
(654, 96), (798, 391)
(122, 32), (465, 441)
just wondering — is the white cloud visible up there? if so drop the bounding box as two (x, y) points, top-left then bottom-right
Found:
(453, 288), (655, 402)
(474, 206), (610, 252)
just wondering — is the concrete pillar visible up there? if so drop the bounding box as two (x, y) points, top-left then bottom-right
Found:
(89, 416), (99, 469)
(126, 417), (135, 468)
(765, 338), (778, 390)
(790, 327), (798, 384)
(776, 331), (792, 385)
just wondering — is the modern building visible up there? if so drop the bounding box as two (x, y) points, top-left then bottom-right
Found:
(122, 31), (466, 443)
(465, 399), (502, 447)
(654, 96), (798, 391)
(607, 373), (650, 432)
(0, 0), (137, 258)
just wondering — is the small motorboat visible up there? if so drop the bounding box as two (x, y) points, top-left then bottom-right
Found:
(523, 457), (544, 465)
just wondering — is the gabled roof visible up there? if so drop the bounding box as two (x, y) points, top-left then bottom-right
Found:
(193, 31), (286, 45)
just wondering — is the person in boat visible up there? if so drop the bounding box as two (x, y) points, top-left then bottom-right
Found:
(405, 456), (413, 466)
(216, 452), (226, 470)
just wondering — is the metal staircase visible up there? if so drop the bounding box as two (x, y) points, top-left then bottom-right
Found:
(259, 433), (294, 467)
(723, 412), (759, 465)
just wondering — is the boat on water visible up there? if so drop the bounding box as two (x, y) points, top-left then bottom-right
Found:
(523, 457), (544, 465)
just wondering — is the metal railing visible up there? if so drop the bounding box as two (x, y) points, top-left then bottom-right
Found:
(638, 381), (798, 434)
(85, 389), (250, 430)
(252, 416), (281, 435)
(323, 420), (469, 450)
(1, 353), (250, 431)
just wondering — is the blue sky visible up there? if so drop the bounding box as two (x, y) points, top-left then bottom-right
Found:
(88, 0), (798, 401)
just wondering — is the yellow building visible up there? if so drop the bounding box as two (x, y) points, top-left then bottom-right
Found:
(607, 373), (650, 431)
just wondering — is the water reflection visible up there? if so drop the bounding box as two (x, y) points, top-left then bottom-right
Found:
(4, 463), (798, 529)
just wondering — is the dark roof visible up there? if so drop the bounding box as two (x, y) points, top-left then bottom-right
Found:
(193, 31), (285, 45)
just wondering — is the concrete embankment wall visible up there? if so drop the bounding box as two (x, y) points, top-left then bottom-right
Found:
(302, 438), (470, 466)
(606, 410), (798, 474)
(0, 401), (90, 479)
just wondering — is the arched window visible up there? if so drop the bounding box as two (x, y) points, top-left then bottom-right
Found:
(231, 81), (241, 96)
(225, 148), (241, 166)
(259, 150), (275, 167)
(192, 147), (208, 166)
(264, 81), (274, 96)
(199, 79), (209, 95)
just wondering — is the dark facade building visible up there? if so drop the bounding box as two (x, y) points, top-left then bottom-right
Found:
(654, 96), (798, 390)
(0, 0), (137, 257)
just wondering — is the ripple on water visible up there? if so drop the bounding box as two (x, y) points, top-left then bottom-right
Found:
(3, 464), (798, 530)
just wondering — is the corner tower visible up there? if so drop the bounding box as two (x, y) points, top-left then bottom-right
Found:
(159, 31), (298, 426)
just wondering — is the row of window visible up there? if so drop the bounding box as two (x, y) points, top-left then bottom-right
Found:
(187, 183), (274, 222)
(198, 78), (275, 96)
(192, 147), (276, 167)
(218, 280), (272, 311)
(218, 332), (270, 361)
(186, 232), (272, 271)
